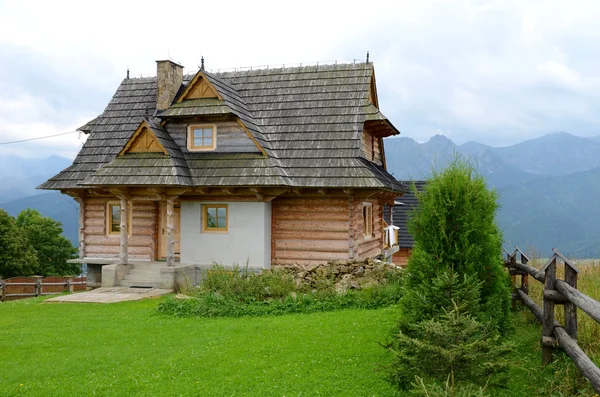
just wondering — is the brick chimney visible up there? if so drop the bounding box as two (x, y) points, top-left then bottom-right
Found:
(156, 59), (184, 111)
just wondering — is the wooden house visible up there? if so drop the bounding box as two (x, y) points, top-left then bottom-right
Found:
(384, 181), (427, 266)
(40, 59), (406, 289)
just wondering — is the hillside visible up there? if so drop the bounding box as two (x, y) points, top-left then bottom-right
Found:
(0, 155), (72, 203)
(384, 133), (600, 258)
(1, 191), (78, 244)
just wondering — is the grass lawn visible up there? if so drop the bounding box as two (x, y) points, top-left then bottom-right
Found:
(0, 296), (399, 397)
(1, 295), (585, 396)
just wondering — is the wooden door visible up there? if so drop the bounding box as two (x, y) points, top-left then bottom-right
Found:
(158, 203), (181, 260)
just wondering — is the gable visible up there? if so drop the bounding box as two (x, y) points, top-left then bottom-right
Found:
(177, 71), (223, 102)
(368, 72), (379, 108)
(119, 121), (168, 156)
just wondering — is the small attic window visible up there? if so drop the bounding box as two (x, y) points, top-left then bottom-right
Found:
(187, 124), (216, 151)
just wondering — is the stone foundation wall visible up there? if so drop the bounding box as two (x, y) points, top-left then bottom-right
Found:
(273, 258), (402, 292)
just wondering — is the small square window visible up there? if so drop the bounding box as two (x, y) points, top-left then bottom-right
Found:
(203, 204), (228, 232)
(188, 124), (216, 150)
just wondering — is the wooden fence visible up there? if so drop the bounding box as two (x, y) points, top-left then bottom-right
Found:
(505, 247), (600, 392)
(0, 276), (86, 301)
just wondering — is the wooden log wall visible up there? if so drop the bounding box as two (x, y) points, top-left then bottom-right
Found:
(167, 120), (260, 153)
(82, 198), (157, 260)
(354, 198), (384, 260)
(272, 197), (351, 265)
(361, 131), (383, 166)
(392, 247), (412, 266)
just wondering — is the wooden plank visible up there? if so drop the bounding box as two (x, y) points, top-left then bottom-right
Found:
(275, 250), (349, 261)
(119, 197), (128, 264)
(274, 219), (348, 232)
(564, 265), (578, 340)
(274, 204), (348, 214)
(556, 279), (600, 325)
(274, 230), (349, 241)
(358, 247), (381, 260)
(166, 199), (175, 267)
(84, 225), (106, 236)
(85, 210), (105, 219)
(275, 197), (347, 206)
(274, 211), (348, 221)
(275, 239), (348, 252)
(542, 257), (556, 365)
(554, 327), (600, 393)
(85, 235), (153, 247)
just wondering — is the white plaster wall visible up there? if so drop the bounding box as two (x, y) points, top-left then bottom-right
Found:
(180, 201), (271, 268)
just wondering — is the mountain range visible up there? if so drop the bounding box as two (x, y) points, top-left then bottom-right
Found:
(385, 132), (600, 258)
(1, 131), (599, 259)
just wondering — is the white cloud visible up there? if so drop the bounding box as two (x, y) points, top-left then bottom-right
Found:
(1, 0), (600, 157)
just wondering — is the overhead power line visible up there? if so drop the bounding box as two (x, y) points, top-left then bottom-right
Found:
(0, 131), (78, 145)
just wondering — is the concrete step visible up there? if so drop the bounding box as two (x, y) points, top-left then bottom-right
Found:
(123, 275), (163, 282)
(120, 280), (163, 288)
(127, 270), (161, 276)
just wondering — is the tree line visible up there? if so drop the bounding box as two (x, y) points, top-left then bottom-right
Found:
(0, 208), (78, 279)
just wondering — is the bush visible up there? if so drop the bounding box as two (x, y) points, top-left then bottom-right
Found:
(409, 375), (490, 397)
(197, 264), (297, 302)
(401, 157), (511, 331)
(157, 264), (404, 318)
(386, 302), (513, 389)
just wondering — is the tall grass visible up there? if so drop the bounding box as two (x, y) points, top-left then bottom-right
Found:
(158, 264), (405, 318)
(527, 258), (600, 360)
(521, 257), (600, 395)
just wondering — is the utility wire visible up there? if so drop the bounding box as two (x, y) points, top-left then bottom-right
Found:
(0, 131), (78, 145)
(570, 241), (600, 255)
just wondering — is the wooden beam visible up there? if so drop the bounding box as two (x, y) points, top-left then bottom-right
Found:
(222, 187), (237, 195)
(166, 198), (175, 267)
(249, 187), (264, 201)
(108, 188), (130, 199)
(194, 187), (212, 195)
(119, 196), (129, 264)
(73, 196), (86, 259)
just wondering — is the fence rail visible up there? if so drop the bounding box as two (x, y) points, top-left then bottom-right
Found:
(505, 247), (600, 392)
(0, 276), (86, 301)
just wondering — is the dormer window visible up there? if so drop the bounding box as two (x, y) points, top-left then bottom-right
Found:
(187, 124), (216, 151)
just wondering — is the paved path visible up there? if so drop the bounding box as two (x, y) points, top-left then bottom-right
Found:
(44, 287), (171, 303)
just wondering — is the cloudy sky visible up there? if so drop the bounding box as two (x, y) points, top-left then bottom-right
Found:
(1, 0), (599, 159)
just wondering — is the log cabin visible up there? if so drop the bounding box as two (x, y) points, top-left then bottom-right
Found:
(39, 58), (407, 289)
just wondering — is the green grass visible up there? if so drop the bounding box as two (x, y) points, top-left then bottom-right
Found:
(0, 295), (589, 396)
(0, 296), (399, 396)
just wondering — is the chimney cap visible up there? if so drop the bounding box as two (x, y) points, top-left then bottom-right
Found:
(156, 59), (185, 68)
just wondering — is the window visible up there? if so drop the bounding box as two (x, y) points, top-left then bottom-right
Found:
(203, 204), (228, 232)
(106, 201), (132, 236)
(187, 124), (216, 151)
(363, 202), (373, 237)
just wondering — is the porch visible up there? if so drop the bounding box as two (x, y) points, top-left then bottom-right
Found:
(68, 258), (195, 290)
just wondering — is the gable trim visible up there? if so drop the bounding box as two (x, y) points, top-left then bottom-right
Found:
(369, 70), (379, 109)
(235, 119), (268, 156)
(119, 120), (168, 156)
(176, 71), (224, 102)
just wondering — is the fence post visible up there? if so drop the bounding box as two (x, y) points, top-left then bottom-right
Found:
(521, 253), (529, 296)
(0, 279), (5, 301)
(564, 263), (578, 341)
(542, 255), (557, 365)
(34, 276), (43, 298)
(65, 276), (74, 293)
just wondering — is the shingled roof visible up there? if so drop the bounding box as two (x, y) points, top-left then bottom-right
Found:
(384, 181), (427, 248)
(40, 62), (405, 192)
